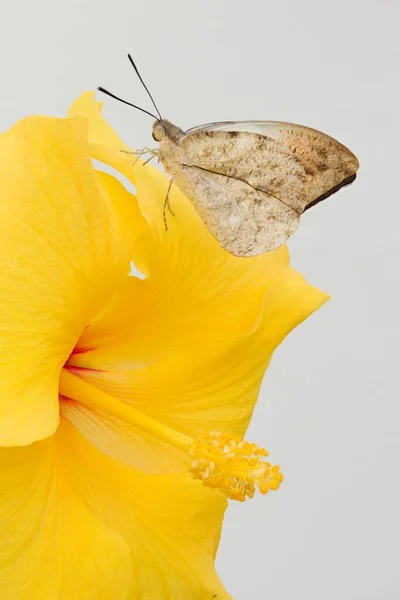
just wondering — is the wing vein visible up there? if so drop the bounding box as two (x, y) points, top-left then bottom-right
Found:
(182, 163), (301, 216)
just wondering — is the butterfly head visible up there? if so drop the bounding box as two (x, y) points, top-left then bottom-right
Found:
(152, 120), (185, 143)
(152, 121), (166, 141)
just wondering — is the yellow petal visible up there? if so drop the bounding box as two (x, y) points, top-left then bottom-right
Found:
(68, 91), (130, 151)
(0, 423), (131, 599)
(68, 91), (139, 185)
(95, 169), (147, 264)
(68, 264), (327, 449)
(61, 418), (230, 600)
(0, 417), (231, 599)
(0, 115), (142, 446)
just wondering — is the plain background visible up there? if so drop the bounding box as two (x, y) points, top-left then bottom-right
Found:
(1, 1), (399, 598)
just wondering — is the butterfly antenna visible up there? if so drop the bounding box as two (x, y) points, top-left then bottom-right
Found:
(127, 54), (163, 121)
(97, 87), (159, 120)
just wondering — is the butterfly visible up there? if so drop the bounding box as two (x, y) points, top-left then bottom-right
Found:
(99, 56), (359, 257)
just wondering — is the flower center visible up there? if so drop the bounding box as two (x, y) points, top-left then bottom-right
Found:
(59, 369), (283, 502)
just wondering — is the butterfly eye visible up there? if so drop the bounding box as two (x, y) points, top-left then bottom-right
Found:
(152, 122), (165, 141)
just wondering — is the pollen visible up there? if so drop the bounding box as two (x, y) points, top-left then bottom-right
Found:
(189, 432), (283, 502)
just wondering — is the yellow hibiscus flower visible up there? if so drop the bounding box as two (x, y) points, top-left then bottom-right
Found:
(0, 93), (328, 599)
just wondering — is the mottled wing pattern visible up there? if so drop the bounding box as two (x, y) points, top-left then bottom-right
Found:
(176, 130), (311, 255)
(180, 130), (308, 213)
(184, 121), (359, 209)
(181, 163), (299, 257)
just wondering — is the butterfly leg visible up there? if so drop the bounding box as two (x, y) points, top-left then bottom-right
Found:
(120, 147), (159, 166)
(136, 148), (158, 166)
(163, 178), (175, 231)
(120, 148), (146, 166)
(142, 155), (155, 166)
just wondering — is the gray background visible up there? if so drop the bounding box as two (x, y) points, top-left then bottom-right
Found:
(1, 0), (399, 598)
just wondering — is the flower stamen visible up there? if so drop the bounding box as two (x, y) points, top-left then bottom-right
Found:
(189, 432), (283, 502)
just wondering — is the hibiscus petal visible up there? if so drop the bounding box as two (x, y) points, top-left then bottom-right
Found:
(0, 115), (143, 446)
(0, 417), (230, 599)
(61, 418), (230, 600)
(95, 169), (147, 268)
(0, 424), (132, 599)
(68, 92), (139, 186)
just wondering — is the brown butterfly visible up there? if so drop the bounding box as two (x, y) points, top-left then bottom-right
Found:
(99, 56), (359, 257)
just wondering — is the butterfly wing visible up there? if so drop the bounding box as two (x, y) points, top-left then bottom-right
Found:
(180, 162), (300, 257)
(171, 128), (307, 256)
(158, 120), (359, 257)
(183, 120), (359, 210)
